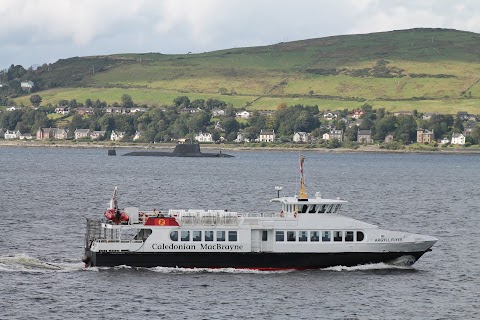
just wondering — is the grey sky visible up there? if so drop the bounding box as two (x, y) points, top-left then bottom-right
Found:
(1, 0), (479, 69)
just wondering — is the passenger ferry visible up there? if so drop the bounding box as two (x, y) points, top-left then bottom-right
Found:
(82, 156), (437, 269)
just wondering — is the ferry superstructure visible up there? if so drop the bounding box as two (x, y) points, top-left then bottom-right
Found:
(82, 156), (437, 269)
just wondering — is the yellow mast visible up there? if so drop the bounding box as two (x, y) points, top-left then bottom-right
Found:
(299, 154), (308, 199)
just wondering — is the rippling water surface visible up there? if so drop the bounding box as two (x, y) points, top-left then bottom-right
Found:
(1, 147), (479, 319)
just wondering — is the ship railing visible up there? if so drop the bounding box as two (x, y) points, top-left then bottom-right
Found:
(238, 212), (277, 218)
(168, 209), (240, 225)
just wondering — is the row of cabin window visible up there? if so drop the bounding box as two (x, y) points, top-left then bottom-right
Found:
(170, 230), (237, 242)
(275, 230), (365, 242)
(287, 204), (342, 214)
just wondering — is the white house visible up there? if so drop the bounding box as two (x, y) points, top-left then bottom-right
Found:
(235, 110), (251, 119)
(130, 108), (147, 114)
(55, 107), (69, 115)
(110, 131), (125, 141)
(323, 129), (343, 142)
(439, 137), (450, 145)
(323, 111), (339, 120)
(259, 129), (275, 142)
(133, 131), (142, 141)
(90, 131), (106, 140)
(195, 132), (213, 143)
(234, 132), (249, 143)
(451, 133), (465, 145)
(21, 81), (34, 90)
(293, 132), (310, 143)
(19, 133), (33, 140)
(74, 129), (90, 140)
(212, 109), (226, 117)
(4, 130), (20, 139)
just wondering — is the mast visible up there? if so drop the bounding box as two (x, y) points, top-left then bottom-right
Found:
(299, 154), (307, 199)
(109, 187), (118, 209)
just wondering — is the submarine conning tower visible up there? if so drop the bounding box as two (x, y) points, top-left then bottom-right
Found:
(173, 143), (201, 155)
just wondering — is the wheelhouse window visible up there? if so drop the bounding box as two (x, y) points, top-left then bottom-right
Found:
(308, 205), (317, 213)
(287, 231), (296, 242)
(205, 231), (214, 241)
(310, 231), (320, 242)
(333, 204), (341, 213)
(181, 231), (190, 241)
(334, 231), (343, 242)
(356, 231), (365, 242)
(228, 231), (237, 241)
(319, 205), (327, 213)
(169, 230), (178, 241)
(322, 231), (331, 242)
(345, 231), (354, 242)
(216, 231), (226, 242)
(193, 231), (202, 241)
(300, 204), (308, 213)
(276, 231), (284, 241)
(299, 231), (308, 242)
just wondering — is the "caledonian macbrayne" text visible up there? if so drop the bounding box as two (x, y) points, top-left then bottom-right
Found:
(152, 243), (244, 251)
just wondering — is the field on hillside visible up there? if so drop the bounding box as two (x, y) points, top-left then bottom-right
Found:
(15, 87), (480, 114)
(12, 28), (480, 114)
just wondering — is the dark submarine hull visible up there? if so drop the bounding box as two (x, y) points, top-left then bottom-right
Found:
(122, 143), (233, 157)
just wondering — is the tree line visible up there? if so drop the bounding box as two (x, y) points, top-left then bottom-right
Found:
(1, 93), (479, 146)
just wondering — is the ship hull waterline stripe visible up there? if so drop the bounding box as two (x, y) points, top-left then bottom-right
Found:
(85, 251), (430, 269)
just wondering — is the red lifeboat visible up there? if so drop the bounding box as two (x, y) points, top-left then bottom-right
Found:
(104, 208), (129, 224)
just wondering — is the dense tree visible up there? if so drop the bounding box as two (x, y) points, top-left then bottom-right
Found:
(453, 117), (464, 132)
(247, 111), (267, 133)
(187, 110), (211, 132)
(0, 109), (23, 130)
(6, 64), (27, 80)
(99, 114), (115, 132)
(344, 126), (357, 142)
(29, 94), (42, 107)
(190, 99), (205, 109)
(68, 99), (78, 108)
(121, 94), (134, 108)
(68, 114), (85, 132)
(274, 105), (319, 136)
(85, 98), (93, 108)
(428, 115), (452, 139)
(470, 127), (480, 145)
(171, 112), (190, 137)
(205, 99), (226, 110)
(221, 116), (240, 137)
(395, 115), (417, 144)
(211, 130), (221, 142)
(173, 96), (190, 108)
(373, 115), (397, 141)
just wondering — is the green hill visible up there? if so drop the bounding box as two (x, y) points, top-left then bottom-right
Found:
(14, 28), (480, 113)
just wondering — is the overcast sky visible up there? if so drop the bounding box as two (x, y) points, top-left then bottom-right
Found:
(1, 0), (480, 70)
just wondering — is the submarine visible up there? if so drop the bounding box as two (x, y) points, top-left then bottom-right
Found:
(122, 143), (233, 157)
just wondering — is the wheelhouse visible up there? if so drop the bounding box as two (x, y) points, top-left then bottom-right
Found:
(270, 192), (348, 215)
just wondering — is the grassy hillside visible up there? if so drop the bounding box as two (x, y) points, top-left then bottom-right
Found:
(15, 28), (480, 113)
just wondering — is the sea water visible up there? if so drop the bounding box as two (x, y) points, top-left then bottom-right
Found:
(0, 147), (479, 319)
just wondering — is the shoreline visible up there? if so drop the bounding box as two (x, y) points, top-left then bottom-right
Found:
(1, 140), (480, 155)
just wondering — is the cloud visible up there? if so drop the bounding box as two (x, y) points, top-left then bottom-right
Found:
(1, 0), (480, 68)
